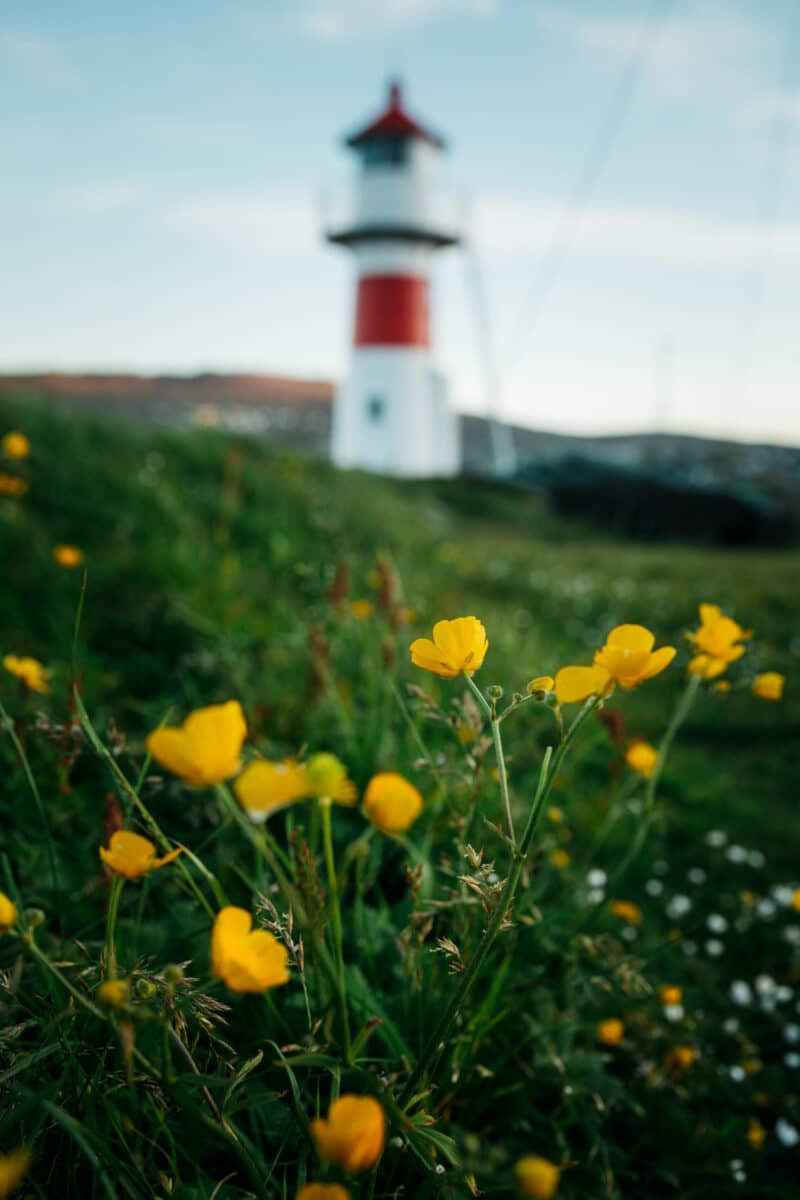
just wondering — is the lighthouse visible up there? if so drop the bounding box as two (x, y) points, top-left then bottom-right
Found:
(326, 81), (462, 477)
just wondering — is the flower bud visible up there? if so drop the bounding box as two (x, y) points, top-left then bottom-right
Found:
(163, 964), (184, 985)
(486, 684), (503, 701)
(23, 907), (46, 930)
(135, 978), (157, 1000)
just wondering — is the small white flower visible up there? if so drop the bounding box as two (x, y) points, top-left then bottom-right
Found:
(726, 845), (748, 864)
(730, 981), (753, 1005)
(776, 986), (794, 1004)
(706, 939), (725, 957)
(664, 1004), (684, 1022)
(687, 867), (707, 885)
(776, 1118), (800, 1148)
(785, 1052), (800, 1069)
(707, 914), (728, 933)
(487, 872), (499, 884)
(729, 1065), (746, 1082)
(729, 1159), (746, 1183)
(706, 829), (727, 847)
(645, 879), (664, 897)
(667, 894), (692, 919)
(587, 869), (607, 888)
(587, 888), (605, 906)
(784, 1024), (800, 1044)
(783, 926), (800, 946)
(621, 925), (637, 942)
(771, 884), (795, 906)
(682, 939), (698, 956)
(756, 898), (776, 919)
(747, 851), (765, 869)
(761, 997), (777, 1013)
(755, 974), (776, 996)
(723, 1017), (739, 1034)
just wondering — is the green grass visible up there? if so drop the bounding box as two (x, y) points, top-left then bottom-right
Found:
(1, 391), (799, 1199)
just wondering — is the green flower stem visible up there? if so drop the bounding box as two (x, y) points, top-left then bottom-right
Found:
(319, 796), (352, 1061)
(400, 696), (598, 1107)
(73, 687), (216, 920)
(104, 875), (124, 977)
(215, 785), (343, 1019)
(23, 935), (106, 1021)
(606, 672), (702, 894)
(215, 784), (306, 923)
(464, 673), (515, 847)
(0, 699), (59, 896)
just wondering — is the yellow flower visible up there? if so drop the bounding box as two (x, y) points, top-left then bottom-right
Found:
(610, 899), (642, 924)
(311, 1094), (386, 1174)
(53, 544), (85, 569)
(363, 772), (423, 834)
(2, 431), (30, 460)
(515, 1155), (561, 1199)
(303, 752), (357, 805)
(664, 1045), (696, 1076)
(146, 700), (247, 786)
(549, 849), (570, 869)
(234, 759), (308, 822)
(747, 1118), (766, 1151)
(556, 625), (675, 703)
(99, 830), (182, 880)
(594, 624), (676, 690)
(752, 672), (784, 701)
(793, 888), (800, 913)
(597, 1018), (624, 1045)
(410, 616), (488, 679)
(687, 604), (751, 679)
(0, 892), (18, 935)
(350, 599), (374, 620)
(0, 1147), (30, 1197)
(98, 978), (130, 1008)
(714, 680), (731, 693)
(547, 806), (564, 823)
(297, 1187), (351, 1200)
(3, 655), (51, 694)
(659, 984), (683, 1007)
(554, 664), (608, 704)
(528, 675), (554, 698)
(211, 906), (289, 994)
(0, 473), (28, 497)
(625, 740), (659, 778)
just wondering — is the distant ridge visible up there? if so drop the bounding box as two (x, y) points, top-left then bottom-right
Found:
(0, 371), (335, 407)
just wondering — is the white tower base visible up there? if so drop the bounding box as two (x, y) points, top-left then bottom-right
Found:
(332, 348), (459, 478)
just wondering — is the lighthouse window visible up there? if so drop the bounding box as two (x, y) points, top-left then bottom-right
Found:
(366, 395), (385, 423)
(361, 137), (408, 168)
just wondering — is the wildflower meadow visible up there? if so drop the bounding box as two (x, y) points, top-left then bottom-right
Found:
(1, 396), (799, 1199)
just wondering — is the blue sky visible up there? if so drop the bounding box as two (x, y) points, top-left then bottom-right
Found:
(1, 0), (798, 443)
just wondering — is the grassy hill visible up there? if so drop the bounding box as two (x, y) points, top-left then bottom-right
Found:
(1, 392), (799, 1199)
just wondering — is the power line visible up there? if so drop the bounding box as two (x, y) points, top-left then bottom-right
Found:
(500, 0), (677, 395)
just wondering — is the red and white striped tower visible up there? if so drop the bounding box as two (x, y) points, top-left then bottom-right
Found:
(326, 81), (461, 476)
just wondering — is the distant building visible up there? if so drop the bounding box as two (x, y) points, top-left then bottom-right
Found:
(325, 81), (461, 477)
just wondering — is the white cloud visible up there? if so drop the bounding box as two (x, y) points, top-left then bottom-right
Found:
(740, 88), (800, 129)
(165, 193), (319, 257)
(0, 30), (77, 87)
(58, 181), (151, 215)
(288, 0), (498, 41)
(472, 194), (800, 268)
(534, 1), (773, 101)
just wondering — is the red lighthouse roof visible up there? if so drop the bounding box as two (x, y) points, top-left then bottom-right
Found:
(346, 81), (445, 149)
